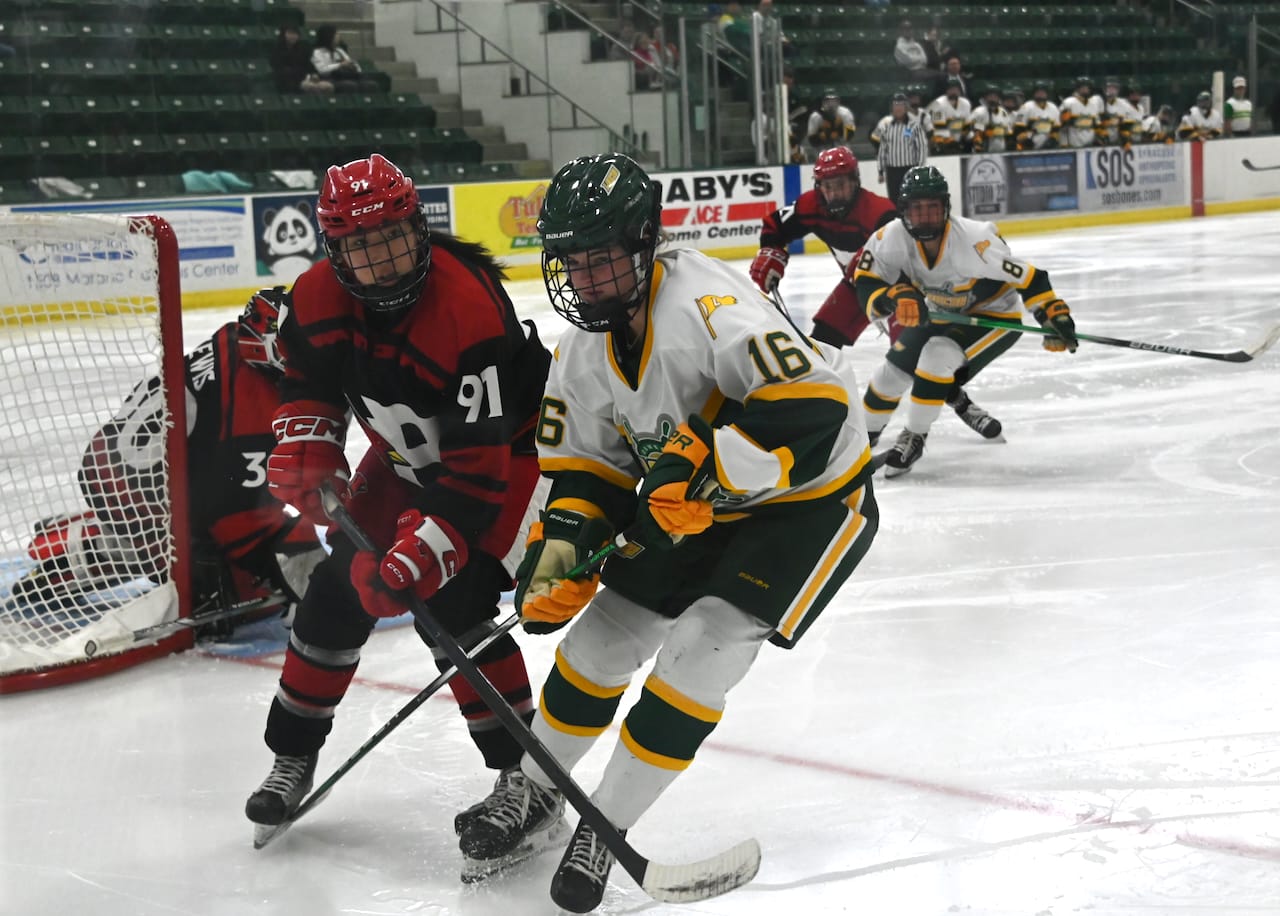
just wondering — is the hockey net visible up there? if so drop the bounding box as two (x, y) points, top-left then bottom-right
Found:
(0, 213), (191, 693)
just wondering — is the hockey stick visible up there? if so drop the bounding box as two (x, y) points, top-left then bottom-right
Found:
(254, 611), (521, 850)
(321, 485), (760, 904)
(930, 312), (1280, 363)
(1242, 159), (1280, 172)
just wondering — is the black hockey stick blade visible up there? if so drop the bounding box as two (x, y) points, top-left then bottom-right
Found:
(931, 312), (1278, 363)
(254, 613), (522, 850)
(1242, 158), (1280, 172)
(320, 484), (761, 904)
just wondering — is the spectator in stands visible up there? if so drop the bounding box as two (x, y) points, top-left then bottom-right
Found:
(271, 24), (334, 95)
(933, 54), (969, 101)
(921, 18), (952, 72)
(755, 0), (792, 58)
(631, 31), (663, 91)
(893, 20), (929, 80)
(311, 24), (380, 93)
(1178, 91), (1223, 142)
(1225, 76), (1253, 137)
(609, 22), (637, 62)
(717, 1), (752, 56)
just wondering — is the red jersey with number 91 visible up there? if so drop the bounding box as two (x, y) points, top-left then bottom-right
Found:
(279, 233), (551, 545)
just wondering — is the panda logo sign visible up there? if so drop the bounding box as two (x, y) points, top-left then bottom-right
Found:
(254, 196), (323, 281)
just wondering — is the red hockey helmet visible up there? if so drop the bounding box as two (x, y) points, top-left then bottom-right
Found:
(316, 153), (431, 314)
(812, 147), (860, 217)
(238, 286), (287, 373)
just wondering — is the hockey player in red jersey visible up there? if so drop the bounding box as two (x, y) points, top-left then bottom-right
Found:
(9, 287), (325, 624)
(244, 153), (554, 863)
(750, 147), (1002, 439)
(751, 147), (897, 347)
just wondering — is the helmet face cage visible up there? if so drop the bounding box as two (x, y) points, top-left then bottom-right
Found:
(542, 243), (655, 333)
(898, 167), (950, 242)
(323, 209), (431, 314)
(813, 147), (859, 217)
(538, 153), (662, 334)
(316, 153), (432, 314)
(238, 288), (286, 373)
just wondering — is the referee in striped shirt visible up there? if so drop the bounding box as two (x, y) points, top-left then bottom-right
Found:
(872, 92), (929, 204)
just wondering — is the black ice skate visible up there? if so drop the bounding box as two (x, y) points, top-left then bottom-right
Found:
(883, 430), (927, 478)
(550, 820), (621, 913)
(458, 767), (567, 883)
(245, 753), (316, 845)
(948, 388), (1003, 440)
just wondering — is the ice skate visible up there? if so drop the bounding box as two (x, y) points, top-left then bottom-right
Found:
(458, 767), (566, 881)
(882, 430), (927, 478)
(246, 753), (316, 847)
(948, 388), (1003, 440)
(550, 820), (620, 913)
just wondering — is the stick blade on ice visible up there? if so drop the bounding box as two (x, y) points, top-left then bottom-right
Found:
(641, 838), (762, 904)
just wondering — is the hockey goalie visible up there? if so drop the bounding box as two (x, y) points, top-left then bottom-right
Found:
(7, 288), (326, 634)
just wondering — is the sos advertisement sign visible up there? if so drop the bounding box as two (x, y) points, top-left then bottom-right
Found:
(1078, 144), (1185, 209)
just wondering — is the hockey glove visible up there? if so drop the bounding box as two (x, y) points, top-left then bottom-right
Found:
(875, 282), (929, 327)
(635, 415), (718, 549)
(749, 247), (789, 292)
(351, 510), (469, 618)
(267, 400), (350, 525)
(515, 504), (613, 634)
(1033, 299), (1078, 353)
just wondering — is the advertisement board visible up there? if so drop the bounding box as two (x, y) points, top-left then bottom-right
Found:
(962, 146), (1184, 219)
(652, 167), (783, 253)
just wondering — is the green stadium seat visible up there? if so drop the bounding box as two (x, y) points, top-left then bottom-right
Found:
(75, 176), (130, 200)
(29, 136), (79, 178)
(121, 174), (187, 198)
(0, 180), (42, 205)
(0, 97), (35, 136)
(0, 137), (33, 180)
(162, 133), (213, 172)
(156, 95), (208, 133)
(119, 135), (172, 175)
(200, 94), (249, 131)
(204, 131), (254, 170)
(117, 94), (164, 133)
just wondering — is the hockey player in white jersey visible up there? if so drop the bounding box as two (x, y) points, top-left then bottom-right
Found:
(1015, 80), (1061, 150)
(1178, 91), (1224, 141)
(1099, 76), (1141, 146)
(970, 84), (1016, 153)
(1060, 76), (1104, 148)
(456, 153), (879, 912)
(927, 76), (972, 154)
(854, 166), (1079, 476)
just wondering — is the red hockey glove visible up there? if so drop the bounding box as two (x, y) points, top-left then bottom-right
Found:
(749, 247), (789, 292)
(267, 400), (350, 525)
(636, 415), (718, 548)
(1033, 299), (1078, 353)
(876, 282), (929, 327)
(514, 504), (613, 633)
(351, 510), (469, 618)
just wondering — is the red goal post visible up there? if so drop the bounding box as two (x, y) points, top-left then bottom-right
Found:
(0, 212), (192, 693)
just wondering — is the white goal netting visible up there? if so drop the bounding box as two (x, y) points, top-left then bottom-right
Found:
(0, 213), (186, 687)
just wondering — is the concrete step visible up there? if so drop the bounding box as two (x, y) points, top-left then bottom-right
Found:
(514, 158), (554, 178)
(434, 108), (484, 128)
(292, 0), (375, 24)
(420, 92), (463, 111)
(463, 124), (507, 142)
(482, 141), (529, 160)
(375, 60), (419, 79)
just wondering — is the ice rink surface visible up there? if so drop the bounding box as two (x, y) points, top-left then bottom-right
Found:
(3, 211), (1279, 916)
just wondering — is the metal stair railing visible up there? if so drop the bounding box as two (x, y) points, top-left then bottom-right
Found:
(416, 0), (642, 160)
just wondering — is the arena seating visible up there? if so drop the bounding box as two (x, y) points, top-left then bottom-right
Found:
(0, 0), (490, 202)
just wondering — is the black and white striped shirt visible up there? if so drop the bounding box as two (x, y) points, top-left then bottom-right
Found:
(872, 114), (929, 169)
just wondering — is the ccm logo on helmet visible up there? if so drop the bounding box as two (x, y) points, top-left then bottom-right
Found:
(351, 202), (386, 217)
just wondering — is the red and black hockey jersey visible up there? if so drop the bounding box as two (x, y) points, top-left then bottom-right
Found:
(759, 187), (898, 270)
(279, 235), (551, 551)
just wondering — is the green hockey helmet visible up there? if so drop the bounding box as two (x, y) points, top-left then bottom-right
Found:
(537, 152), (662, 333)
(897, 165), (950, 242)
